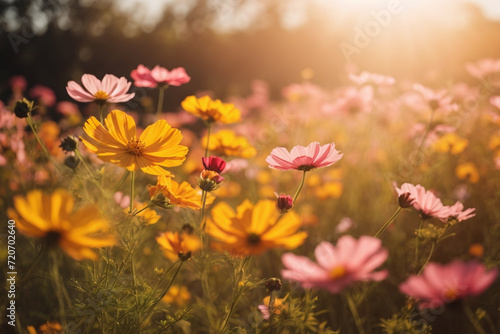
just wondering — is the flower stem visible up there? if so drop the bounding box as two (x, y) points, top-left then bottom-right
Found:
(414, 218), (425, 270)
(98, 102), (105, 125)
(156, 85), (167, 115)
(27, 113), (50, 157)
(463, 302), (487, 334)
(49, 251), (68, 330)
(204, 122), (212, 158)
(201, 190), (208, 232)
(129, 171), (135, 213)
(133, 204), (151, 216)
(374, 206), (402, 238)
(417, 225), (449, 275)
(293, 170), (307, 203)
(345, 292), (366, 334)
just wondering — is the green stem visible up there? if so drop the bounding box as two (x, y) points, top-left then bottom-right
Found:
(414, 218), (425, 271)
(98, 102), (105, 125)
(20, 247), (45, 285)
(27, 113), (50, 157)
(113, 170), (130, 191)
(156, 85), (167, 115)
(204, 122), (212, 158)
(133, 203), (151, 216)
(49, 251), (68, 330)
(374, 206), (402, 238)
(345, 292), (365, 334)
(129, 171), (135, 213)
(417, 225), (449, 275)
(463, 302), (487, 334)
(292, 170), (307, 203)
(268, 290), (276, 324)
(201, 190), (208, 232)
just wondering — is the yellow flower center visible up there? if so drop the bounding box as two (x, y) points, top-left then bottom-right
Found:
(127, 139), (145, 156)
(329, 266), (346, 279)
(94, 90), (110, 100)
(444, 288), (459, 302)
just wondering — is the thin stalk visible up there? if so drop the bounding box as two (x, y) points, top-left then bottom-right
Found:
(113, 170), (130, 191)
(20, 247), (45, 285)
(27, 113), (50, 157)
(129, 171), (135, 213)
(201, 190), (208, 231)
(133, 204), (151, 216)
(50, 251), (68, 330)
(463, 302), (487, 334)
(156, 85), (167, 115)
(414, 218), (425, 270)
(98, 102), (105, 125)
(374, 206), (402, 238)
(345, 292), (366, 334)
(204, 122), (212, 158)
(417, 224), (449, 274)
(292, 170), (307, 203)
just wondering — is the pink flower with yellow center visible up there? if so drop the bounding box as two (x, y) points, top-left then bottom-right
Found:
(399, 261), (498, 309)
(66, 74), (135, 103)
(131, 65), (191, 88)
(281, 235), (388, 294)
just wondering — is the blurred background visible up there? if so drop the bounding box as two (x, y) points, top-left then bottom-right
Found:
(1, 0), (500, 109)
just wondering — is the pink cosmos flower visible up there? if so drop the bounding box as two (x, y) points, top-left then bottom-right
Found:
(130, 65), (191, 88)
(266, 142), (343, 171)
(66, 74), (135, 103)
(349, 71), (395, 86)
(413, 84), (458, 113)
(323, 86), (373, 115)
(399, 260), (498, 309)
(446, 202), (476, 223)
(56, 101), (80, 116)
(30, 85), (56, 107)
(395, 183), (450, 220)
(281, 236), (388, 294)
(465, 58), (500, 79)
(9, 75), (27, 92)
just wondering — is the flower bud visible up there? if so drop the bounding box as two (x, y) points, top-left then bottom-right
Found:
(202, 156), (226, 173)
(265, 278), (282, 292)
(277, 194), (293, 213)
(64, 156), (80, 169)
(199, 170), (224, 192)
(59, 135), (79, 152)
(14, 98), (33, 118)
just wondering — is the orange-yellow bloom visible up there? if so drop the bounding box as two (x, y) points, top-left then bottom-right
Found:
(206, 199), (307, 256)
(181, 95), (241, 124)
(125, 201), (161, 225)
(456, 162), (480, 183)
(161, 285), (192, 307)
(148, 175), (212, 209)
(82, 109), (188, 175)
(203, 130), (257, 158)
(156, 231), (202, 261)
(432, 133), (468, 155)
(8, 189), (115, 260)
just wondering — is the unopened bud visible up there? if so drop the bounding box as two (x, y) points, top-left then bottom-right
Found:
(277, 194), (293, 213)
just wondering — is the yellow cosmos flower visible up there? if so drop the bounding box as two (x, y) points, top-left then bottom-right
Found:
(81, 109), (188, 175)
(125, 201), (161, 225)
(202, 130), (257, 158)
(206, 199), (307, 256)
(456, 162), (480, 183)
(432, 133), (468, 155)
(488, 133), (500, 151)
(161, 285), (192, 307)
(181, 95), (241, 124)
(7, 189), (115, 260)
(148, 175), (212, 209)
(314, 181), (343, 199)
(156, 231), (202, 261)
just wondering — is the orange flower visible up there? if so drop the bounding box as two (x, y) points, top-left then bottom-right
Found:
(206, 199), (307, 256)
(82, 109), (188, 175)
(148, 175), (212, 209)
(8, 189), (115, 260)
(181, 95), (241, 124)
(156, 231), (202, 261)
(202, 130), (256, 158)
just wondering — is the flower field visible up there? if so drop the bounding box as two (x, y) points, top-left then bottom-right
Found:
(2, 60), (500, 334)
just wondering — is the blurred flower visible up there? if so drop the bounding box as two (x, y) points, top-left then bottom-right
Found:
(66, 74), (135, 103)
(156, 231), (201, 261)
(432, 133), (468, 155)
(203, 130), (256, 158)
(349, 71), (395, 86)
(28, 321), (63, 334)
(59, 135), (79, 152)
(9, 75), (27, 92)
(148, 175), (208, 209)
(82, 109), (187, 175)
(213, 180), (241, 197)
(469, 244), (484, 258)
(56, 101), (79, 116)
(7, 189), (115, 260)
(202, 156), (226, 173)
(206, 199), (307, 256)
(281, 236), (388, 294)
(266, 141), (343, 171)
(161, 285), (192, 307)
(465, 58), (500, 79)
(181, 95), (241, 124)
(258, 296), (286, 320)
(413, 84), (458, 113)
(265, 278), (282, 292)
(490, 96), (500, 110)
(395, 183), (450, 220)
(132, 201), (161, 225)
(324, 86), (373, 115)
(114, 191), (131, 209)
(131, 65), (190, 88)
(455, 162), (479, 183)
(335, 217), (354, 234)
(29, 85), (56, 107)
(314, 182), (343, 199)
(223, 158), (249, 173)
(277, 193), (293, 213)
(446, 201), (476, 224)
(399, 261), (498, 309)
(282, 82), (323, 102)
